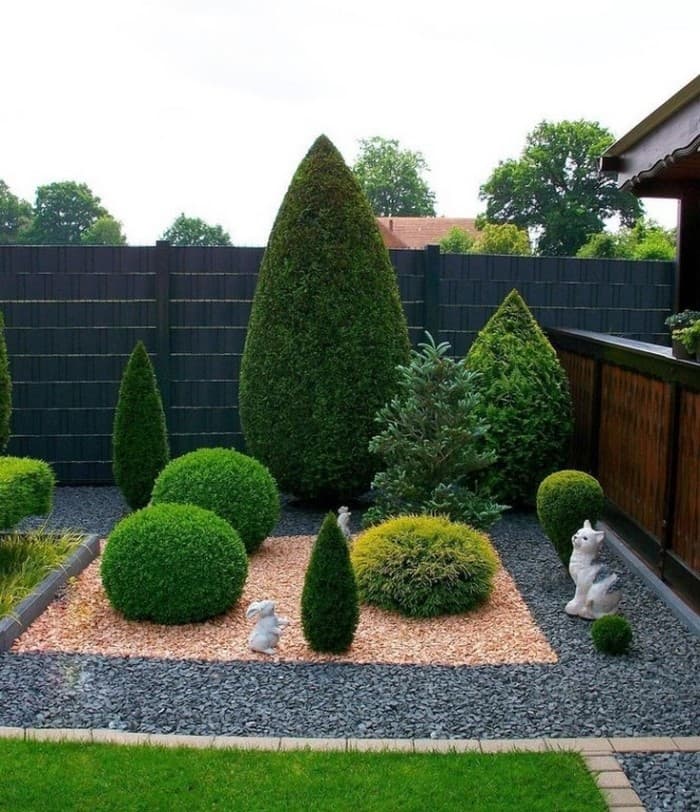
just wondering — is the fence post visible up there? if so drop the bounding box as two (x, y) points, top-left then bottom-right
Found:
(154, 240), (171, 425)
(423, 243), (441, 341)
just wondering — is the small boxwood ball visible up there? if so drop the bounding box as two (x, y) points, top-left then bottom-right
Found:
(151, 448), (279, 553)
(351, 514), (498, 618)
(591, 614), (633, 656)
(101, 503), (248, 624)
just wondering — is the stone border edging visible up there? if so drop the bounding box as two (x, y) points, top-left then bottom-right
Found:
(0, 533), (100, 652)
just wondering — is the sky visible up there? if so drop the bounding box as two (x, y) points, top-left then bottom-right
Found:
(2, 0), (698, 247)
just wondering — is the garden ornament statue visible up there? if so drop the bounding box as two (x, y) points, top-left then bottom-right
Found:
(337, 506), (352, 540)
(246, 600), (289, 654)
(565, 520), (621, 620)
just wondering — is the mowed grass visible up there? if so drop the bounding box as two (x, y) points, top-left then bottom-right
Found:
(0, 740), (607, 812)
(0, 528), (84, 618)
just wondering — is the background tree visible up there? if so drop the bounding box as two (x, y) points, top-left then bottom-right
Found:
(479, 120), (642, 256)
(160, 213), (232, 246)
(472, 223), (531, 255)
(24, 181), (108, 244)
(577, 218), (676, 260)
(81, 215), (127, 245)
(0, 180), (33, 245)
(439, 226), (474, 254)
(352, 136), (436, 216)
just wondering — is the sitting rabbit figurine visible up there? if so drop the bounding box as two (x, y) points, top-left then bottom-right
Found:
(246, 600), (289, 655)
(565, 520), (621, 620)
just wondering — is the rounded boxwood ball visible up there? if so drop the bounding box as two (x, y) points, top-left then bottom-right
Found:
(151, 448), (279, 553)
(351, 515), (498, 618)
(536, 470), (605, 567)
(591, 614), (632, 656)
(101, 503), (248, 624)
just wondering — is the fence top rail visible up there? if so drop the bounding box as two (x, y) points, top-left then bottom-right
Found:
(547, 328), (700, 390)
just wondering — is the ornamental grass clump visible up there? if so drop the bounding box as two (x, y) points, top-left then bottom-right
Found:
(301, 513), (359, 653)
(351, 515), (498, 618)
(537, 470), (605, 566)
(112, 341), (169, 510)
(239, 134), (410, 502)
(466, 289), (573, 506)
(101, 503), (248, 624)
(591, 614), (632, 656)
(151, 447), (279, 553)
(365, 333), (505, 530)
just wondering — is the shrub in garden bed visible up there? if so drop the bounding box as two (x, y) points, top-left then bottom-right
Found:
(351, 515), (498, 618)
(591, 614), (632, 655)
(151, 448), (279, 553)
(101, 503), (248, 624)
(0, 457), (55, 530)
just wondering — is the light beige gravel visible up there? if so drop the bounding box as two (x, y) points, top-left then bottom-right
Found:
(12, 534), (557, 666)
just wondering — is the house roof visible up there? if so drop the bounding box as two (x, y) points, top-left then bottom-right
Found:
(376, 220), (408, 249)
(376, 217), (478, 250)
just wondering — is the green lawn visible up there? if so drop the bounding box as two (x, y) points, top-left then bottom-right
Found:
(0, 740), (607, 811)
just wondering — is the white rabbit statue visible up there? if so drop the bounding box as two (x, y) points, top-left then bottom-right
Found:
(565, 520), (621, 620)
(246, 600), (289, 655)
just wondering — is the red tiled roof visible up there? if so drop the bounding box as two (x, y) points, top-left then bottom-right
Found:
(376, 220), (408, 249)
(377, 217), (478, 250)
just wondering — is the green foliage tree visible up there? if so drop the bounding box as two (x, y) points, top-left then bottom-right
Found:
(81, 215), (127, 245)
(112, 341), (169, 510)
(240, 134), (410, 501)
(366, 333), (504, 529)
(577, 218), (675, 260)
(352, 136), (437, 216)
(160, 213), (232, 246)
(0, 180), (33, 245)
(439, 226), (474, 254)
(472, 223), (531, 255)
(466, 289), (573, 506)
(479, 120), (642, 256)
(0, 312), (11, 453)
(24, 181), (108, 244)
(301, 512), (359, 653)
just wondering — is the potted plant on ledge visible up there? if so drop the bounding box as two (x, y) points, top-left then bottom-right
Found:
(674, 320), (700, 362)
(665, 310), (700, 359)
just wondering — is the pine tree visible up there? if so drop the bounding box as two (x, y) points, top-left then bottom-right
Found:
(0, 312), (11, 453)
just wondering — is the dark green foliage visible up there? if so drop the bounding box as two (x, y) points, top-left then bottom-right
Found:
(151, 448), (279, 554)
(160, 213), (231, 246)
(301, 513), (359, 653)
(591, 614), (633, 655)
(351, 515), (498, 618)
(0, 457), (55, 529)
(240, 135), (410, 502)
(112, 342), (169, 510)
(366, 333), (505, 530)
(537, 470), (605, 566)
(466, 289), (573, 506)
(101, 503), (248, 624)
(25, 181), (108, 244)
(0, 312), (11, 452)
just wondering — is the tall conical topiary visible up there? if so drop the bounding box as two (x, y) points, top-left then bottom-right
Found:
(0, 312), (11, 453)
(239, 135), (410, 501)
(466, 289), (573, 506)
(301, 512), (359, 653)
(113, 341), (169, 509)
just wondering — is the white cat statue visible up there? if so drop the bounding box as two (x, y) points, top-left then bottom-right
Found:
(565, 520), (621, 620)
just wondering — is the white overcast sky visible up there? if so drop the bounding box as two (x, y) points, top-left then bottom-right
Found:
(2, 0), (698, 246)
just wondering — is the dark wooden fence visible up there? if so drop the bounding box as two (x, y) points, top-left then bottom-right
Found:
(0, 243), (673, 485)
(549, 329), (699, 610)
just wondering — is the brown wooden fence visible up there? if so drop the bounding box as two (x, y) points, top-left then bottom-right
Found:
(549, 328), (700, 610)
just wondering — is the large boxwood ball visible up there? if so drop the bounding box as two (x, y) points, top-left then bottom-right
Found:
(101, 503), (248, 624)
(351, 515), (498, 618)
(151, 448), (279, 553)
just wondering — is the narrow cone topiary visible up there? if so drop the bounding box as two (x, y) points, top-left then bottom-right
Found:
(466, 289), (573, 506)
(239, 135), (410, 502)
(0, 312), (11, 453)
(301, 512), (359, 653)
(113, 341), (169, 510)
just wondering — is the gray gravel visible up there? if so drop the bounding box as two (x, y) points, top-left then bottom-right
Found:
(2, 487), (699, 808)
(617, 753), (700, 812)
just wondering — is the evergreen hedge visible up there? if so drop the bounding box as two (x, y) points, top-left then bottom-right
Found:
(0, 312), (11, 453)
(239, 134), (410, 502)
(0, 457), (55, 530)
(112, 341), (169, 510)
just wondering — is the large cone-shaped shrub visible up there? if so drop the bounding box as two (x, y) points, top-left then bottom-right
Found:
(240, 135), (410, 501)
(0, 312), (11, 453)
(113, 341), (169, 509)
(466, 289), (573, 506)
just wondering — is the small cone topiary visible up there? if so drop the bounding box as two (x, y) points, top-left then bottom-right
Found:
(301, 512), (359, 653)
(466, 289), (573, 506)
(0, 312), (11, 453)
(240, 134), (410, 502)
(113, 341), (169, 510)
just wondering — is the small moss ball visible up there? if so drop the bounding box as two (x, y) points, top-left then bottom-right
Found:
(591, 614), (633, 656)
(351, 514), (498, 618)
(101, 503), (248, 624)
(151, 448), (279, 553)
(536, 470), (605, 566)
